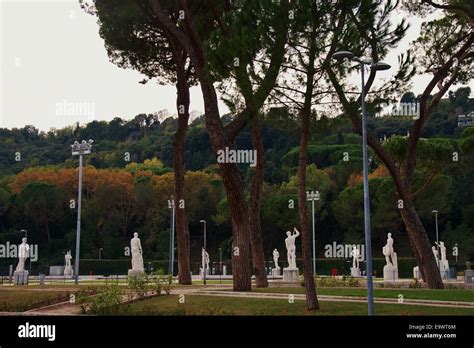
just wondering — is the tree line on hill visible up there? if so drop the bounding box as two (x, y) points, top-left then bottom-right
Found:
(1, 0), (474, 309)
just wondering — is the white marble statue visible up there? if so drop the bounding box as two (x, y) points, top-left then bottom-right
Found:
(272, 248), (281, 277)
(382, 233), (398, 281)
(64, 250), (74, 277)
(284, 227), (299, 270)
(130, 232), (144, 272)
(273, 249), (280, 270)
(350, 246), (362, 277)
(436, 241), (447, 262)
(351, 246), (361, 270)
(15, 237), (30, 272)
(432, 246), (439, 263)
(435, 241), (450, 278)
(382, 233), (396, 267)
(201, 248), (210, 272)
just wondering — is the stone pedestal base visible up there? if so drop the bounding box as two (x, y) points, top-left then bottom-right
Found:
(272, 268), (281, 277)
(413, 266), (422, 280)
(199, 268), (210, 277)
(283, 268), (299, 283)
(64, 266), (74, 277)
(350, 267), (361, 277)
(439, 260), (450, 279)
(14, 270), (29, 285)
(128, 269), (145, 279)
(49, 266), (65, 276)
(383, 265), (398, 282)
(465, 270), (474, 284)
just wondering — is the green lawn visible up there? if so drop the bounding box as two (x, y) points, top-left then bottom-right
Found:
(190, 280), (233, 285)
(252, 287), (474, 302)
(121, 294), (474, 315)
(0, 288), (72, 312)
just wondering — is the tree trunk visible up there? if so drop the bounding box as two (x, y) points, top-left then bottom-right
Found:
(45, 217), (51, 246)
(200, 81), (252, 291)
(362, 123), (445, 289)
(297, 109), (319, 310)
(399, 200), (444, 289)
(173, 72), (192, 285)
(248, 118), (268, 288)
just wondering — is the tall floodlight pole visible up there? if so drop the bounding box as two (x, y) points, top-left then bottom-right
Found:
(332, 51), (391, 316)
(306, 191), (320, 274)
(200, 220), (207, 285)
(71, 139), (93, 285)
(168, 197), (175, 275)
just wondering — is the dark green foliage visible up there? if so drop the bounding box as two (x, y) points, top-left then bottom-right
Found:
(0, 89), (472, 271)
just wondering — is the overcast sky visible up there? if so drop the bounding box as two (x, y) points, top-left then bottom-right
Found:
(1, 0), (472, 131)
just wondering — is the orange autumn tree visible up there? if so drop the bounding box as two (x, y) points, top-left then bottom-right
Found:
(347, 166), (390, 187)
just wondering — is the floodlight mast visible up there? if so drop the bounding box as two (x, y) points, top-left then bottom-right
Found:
(71, 139), (93, 285)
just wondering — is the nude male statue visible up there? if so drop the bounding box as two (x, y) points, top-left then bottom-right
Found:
(285, 228), (300, 270)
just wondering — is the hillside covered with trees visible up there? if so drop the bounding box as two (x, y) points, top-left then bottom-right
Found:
(1, 88), (473, 273)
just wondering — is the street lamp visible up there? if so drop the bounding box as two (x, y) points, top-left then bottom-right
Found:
(219, 247), (222, 284)
(200, 220), (207, 285)
(71, 139), (93, 285)
(306, 190), (320, 275)
(432, 210), (441, 271)
(332, 51), (391, 316)
(168, 197), (175, 275)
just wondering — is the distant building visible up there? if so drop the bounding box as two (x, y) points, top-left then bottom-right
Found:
(458, 111), (474, 128)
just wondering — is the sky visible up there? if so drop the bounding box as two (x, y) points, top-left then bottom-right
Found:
(1, 0), (472, 131)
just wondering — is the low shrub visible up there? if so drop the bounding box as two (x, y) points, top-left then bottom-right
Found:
(408, 278), (422, 288)
(149, 270), (173, 295)
(315, 276), (360, 287)
(127, 274), (150, 300)
(77, 284), (127, 315)
(445, 283), (464, 290)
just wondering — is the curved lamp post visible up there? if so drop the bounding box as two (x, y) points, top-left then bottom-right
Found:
(332, 51), (391, 316)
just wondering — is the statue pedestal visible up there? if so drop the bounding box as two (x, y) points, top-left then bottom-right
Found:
(413, 266), (422, 280)
(49, 266), (65, 276)
(14, 270), (29, 285)
(383, 265), (398, 282)
(128, 269), (145, 279)
(283, 268), (299, 283)
(350, 267), (361, 277)
(64, 266), (74, 277)
(199, 268), (210, 276)
(440, 260), (450, 279)
(272, 268), (281, 277)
